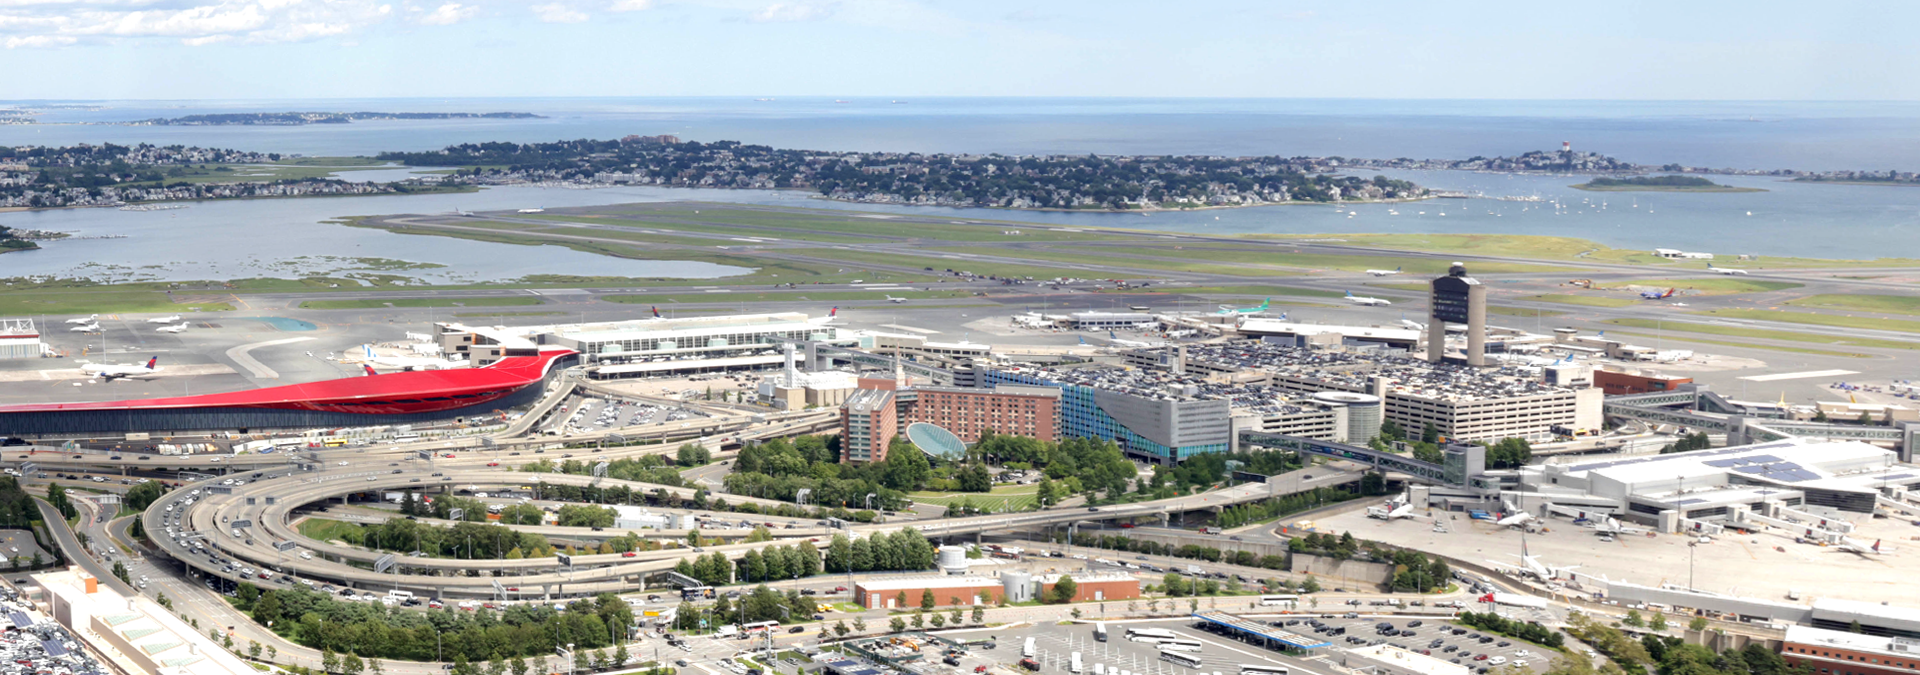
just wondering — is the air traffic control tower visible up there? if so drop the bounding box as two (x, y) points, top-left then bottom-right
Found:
(1428, 262), (1488, 367)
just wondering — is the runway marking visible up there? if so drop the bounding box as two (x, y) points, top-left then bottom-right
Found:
(879, 324), (940, 334)
(226, 337), (316, 379)
(1739, 369), (1859, 382)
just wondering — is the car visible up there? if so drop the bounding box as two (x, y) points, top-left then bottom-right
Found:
(1444, 646), (1459, 653)
(1497, 641), (1511, 647)
(1408, 620), (1424, 627)
(1474, 655), (1489, 661)
(676, 661), (690, 668)
(487, 462), (501, 467)
(621, 552), (637, 558)
(789, 626), (806, 634)
(1086, 507), (1099, 512)
(1489, 657), (1507, 666)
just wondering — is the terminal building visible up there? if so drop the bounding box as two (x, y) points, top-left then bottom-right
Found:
(1504, 438), (1920, 531)
(0, 347), (576, 436)
(435, 312), (841, 375)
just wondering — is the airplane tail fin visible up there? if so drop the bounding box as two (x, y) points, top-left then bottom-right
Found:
(1874, 539), (1882, 552)
(1078, 336), (1086, 346)
(1278, 312), (1288, 321)
(1664, 288), (1676, 298)
(651, 306), (661, 318)
(1259, 298), (1270, 310)
(144, 357), (157, 370)
(829, 307), (838, 318)
(363, 364), (378, 376)
(1110, 330), (1119, 340)
(1395, 267), (1401, 272)
(1345, 290), (1354, 297)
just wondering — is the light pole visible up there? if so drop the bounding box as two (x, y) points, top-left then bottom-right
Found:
(1687, 541), (1697, 591)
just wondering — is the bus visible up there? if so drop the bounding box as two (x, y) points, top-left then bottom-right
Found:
(1159, 650), (1204, 669)
(1127, 628), (1177, 641)
(1258, 595), (1298, 607)
(680, 586), (715, 600)
(1160, 643), (1202, 653)
(1071, 652), (1083, 674)
(741, 620), (780, 635)
(1161, 638), (1202, 650)
(1241, 666), (1289, 675)
(1094, 623), (1108, 643)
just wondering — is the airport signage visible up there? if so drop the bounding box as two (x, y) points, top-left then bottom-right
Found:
(373, 553), (397, 574)
(276, 541), (298, 552)
(448, 508), (465, 521)
(556, 553), (573, 567)
(231, 519), (252, 529)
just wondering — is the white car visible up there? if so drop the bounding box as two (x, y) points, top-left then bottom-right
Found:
(1515, 651), (1531, 658)
(1489, 657), (1507, 666)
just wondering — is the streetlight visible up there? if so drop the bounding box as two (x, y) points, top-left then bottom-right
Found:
(1687, 541), (1697, 591)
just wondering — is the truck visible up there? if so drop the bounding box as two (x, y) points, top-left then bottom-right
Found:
(1023, 637), (1036, 658)
(1468, 510), (1494, 521)
(1071, 653), (1083, 674)
(1199, 526), (1223, 535)
(1093, 623), (1107, 643)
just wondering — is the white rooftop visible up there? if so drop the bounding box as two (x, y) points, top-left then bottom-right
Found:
(1786, 624), (1912, 655)
(1347, 643), (1472, 675)
(1237, 319), (1420, 341)
(1557, 438), (1895, 487)
(854, 576), (1001, 592)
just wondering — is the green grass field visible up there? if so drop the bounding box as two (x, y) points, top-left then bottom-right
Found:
(1597, 278), (1803, 295)
(1175, 284), (1346, 298)
(1787, 294), (1920, 315)
(1088, 246), (1575, 274)
(112, 163), (392, 187)
(1247, 232), (1920, 269)
(453, 311), (566, 318)
(272, 156), (387, 167)
(1488, 306), (1566, 317)
(788, 248), (1085, 281)
(513, 224), (739, 248)
(0, 287), (232, 315)
(906, 486), (1039, 512)
(604, 289), (977, 306)
(927, 246), (1300, 277)
(551, 206), (1145, 244)
(1688, 309), (1920, 333)
(297, 518), (364, 544)
(1523, 294), (1637, 308)
(1604, 318), (1920, 351)
(298, 297), (544, 310)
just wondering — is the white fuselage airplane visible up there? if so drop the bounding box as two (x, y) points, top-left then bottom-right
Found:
(1487, 553), (1577, 582)
(155, 323), (189, 334)
(1366, 267), (1403, 277)
(1368, 501), (1415, 520)
(357, 345), (465, 371)
(1591, 516), (1644, 536)
(1215, 298), (1272, 316)
(1106, 331), (1161, 349)
(65, 314), (99, 325)
(69, 323), (100, 333)
(147, 315), (182, 324)
(885, 295), (907, 303)
(1836, 537), (1891, 557)
(1707, 263), (1749, 275)
(82, 357), (159, 381)
(1497, 511), (1536, 528)
(1346, 291), (1392, 306)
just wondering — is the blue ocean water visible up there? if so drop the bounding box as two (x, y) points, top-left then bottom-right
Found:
(1, 97), (1918, 275)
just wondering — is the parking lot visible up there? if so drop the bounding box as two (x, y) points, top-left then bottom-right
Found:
(1278, 616), (1549, 673)
(956, 614), (1553, 675)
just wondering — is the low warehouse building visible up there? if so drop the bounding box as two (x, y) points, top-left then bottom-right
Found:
(853, 571), (1139, 609)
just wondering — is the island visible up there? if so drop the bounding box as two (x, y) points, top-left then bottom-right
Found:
(1570, 175), (1765, 192)
(378, 137), (1429, 210)
(125, 112), (544, 126)
(1791, 171), (1920, 187)
(0, 225), (37, 253)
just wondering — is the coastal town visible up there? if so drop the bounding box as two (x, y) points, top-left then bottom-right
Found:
(1, 138), (1916, 211)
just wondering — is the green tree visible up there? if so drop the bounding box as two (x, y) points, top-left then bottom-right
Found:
(1047, 576), (1079, 604)
(1688, 617), (1708, 632)
(511, 656), (529, 675)
(835, 620), (851, 636)
(322, 649), (340, 674)
(891, 617), (907, 632)
(921, 588), (936, 610)
(1649, 612), (1667, 631)
(248, 640), (262, 660)
(971, 607), (985, 624)
(342, 654), (364, 675)
(1623, 609), (1644, 628)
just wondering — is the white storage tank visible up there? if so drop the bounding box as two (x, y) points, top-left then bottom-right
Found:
(1314, 391), (1383, 443)
(1001, 570), (1034, 603)
(938, 545), (968, 574)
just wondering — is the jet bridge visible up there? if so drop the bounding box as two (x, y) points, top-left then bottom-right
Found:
(1722, 503), (1848, 543)
(1239, 431), (1465, 485)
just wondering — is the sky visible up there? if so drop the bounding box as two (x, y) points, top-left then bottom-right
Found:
(2, 0), (1918, 101)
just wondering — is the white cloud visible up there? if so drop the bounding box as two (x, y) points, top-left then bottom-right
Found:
(530, 2), (585, 22)
(415, 2), (476, 25)
(749, 1), (831, 22)
(0, 0), (395, 47)
(608, 0), (651, 11)
(5, 34), (74, 48)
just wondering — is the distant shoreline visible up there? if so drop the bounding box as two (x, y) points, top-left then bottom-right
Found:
(1569, 183), (1766, 193)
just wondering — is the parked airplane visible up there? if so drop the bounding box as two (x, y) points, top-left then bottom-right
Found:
(1706, 263), (1749, 275)
(1836, 537), (1893, 557)
(1345, 291), (1392, 306)
(146, 315), (181, 324)
(81, 357), (159, 381)
(885, 295), (907, 303)
(1591, 516), (1645, 536)
(1215, 298), (1271, 315)
(357, 345), (465, 371)
(362, 364), (379, 376)
(1366, 500), (1415, 520)
(68, 323), (100, 333)
(809, 307), (841, 325)
(1399, 319), (1427, 331)
(650, 306), (663, 319)
(1107, 331), (1161, 348)
(1640, 288), (1677, 300)
(1366, 267), (1403, 277)
(1486, 552), (1578, 582)
(155, 323), (189, 334)
(517, 208), (545, 214)
(64, 314), (99, 325)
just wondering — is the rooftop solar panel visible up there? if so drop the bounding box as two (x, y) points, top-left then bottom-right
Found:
(42, 639), (67, 657)
(8, 611), (31, 628)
